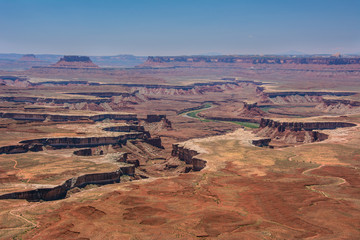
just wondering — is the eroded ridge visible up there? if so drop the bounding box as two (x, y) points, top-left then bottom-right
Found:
(255, 118), (356, 146)
(0, 165), (135, 201)
(0, 115), (171, 201)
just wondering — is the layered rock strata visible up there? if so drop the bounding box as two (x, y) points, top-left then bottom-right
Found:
(256, 118), (356, 145)
(171, 144), (206, 171)
(0, 112), (137, 122)
(316, 99), (360, 114)
(142, 55), (360, 67)
(19, 133), (146, 149)
(103, 125), (146, 133)
(266, 91), (356, 98)
(0, 144), (43, 154)
(0, 165), (135, 201)
(252, 138), (272, 147)
(0, 76), (32, 87)
(259, 118), (356, 131)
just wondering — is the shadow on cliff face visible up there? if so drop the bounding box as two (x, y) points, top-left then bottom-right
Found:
(0, 117), (174, 201)
(0, 165), (137, 201)
(254, 118), (356, 147)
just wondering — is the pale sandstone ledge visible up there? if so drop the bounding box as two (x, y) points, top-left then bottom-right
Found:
(172, 128), (260, 171)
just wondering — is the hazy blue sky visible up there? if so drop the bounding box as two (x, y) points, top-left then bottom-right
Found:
(0, 0), (359, 56)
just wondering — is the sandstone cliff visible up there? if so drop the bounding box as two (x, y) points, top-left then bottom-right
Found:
(171, 144), (206, 171)
(198, 102), (265, 122)
(0, 112), (138, 122)
(259, 118), (356, 131)
(252, 138), (272, 147)
(0, 76), (32, 87)
(316, 99), (360, 114)
(19, 133), (147, 149)
(256, 118), (356, 145)
(0, 165), (135, 201)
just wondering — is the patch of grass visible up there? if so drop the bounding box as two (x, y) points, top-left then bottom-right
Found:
(259, 106), (272, 113)
(186, 110), (203, 119)
(274, 158), (319, 170)
(202, 103), (212, 108)
(200, 119), (212, 122)
(227, 121), (260, 128)
(185, 103), (212, 119)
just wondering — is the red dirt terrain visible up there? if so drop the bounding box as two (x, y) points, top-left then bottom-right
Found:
(23, 163), (360, 240)
(0, 55), (359, 239)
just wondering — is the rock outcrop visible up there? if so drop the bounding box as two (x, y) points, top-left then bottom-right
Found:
(103, 125), (146, 133)
(171, 144), (206, 171)
(144, 137), (163, 149)
(73, 148), (92, 156)
(0, 143), (43, 155)
(0, 76), (32, 87)
(0, 120), (166, 155)
(50, 56), (99, 68)
(316, 99), (360, 114)
(269, 95), (324, 104)
(259, 118), (356, 131)
(0, 112), (138, 122)
(0, 165), (135, 201)
(197, 102), (265, 123)
(252, 138), (272, 147)
(121, 81), (257, 96)
(255, 118), (356, 145)
(266, 91), (356, 98)
(145, 115), (172, 129)
(0, 90), (147, 112)
(19, 133), (147, 149)
(0, 96), (111, 104)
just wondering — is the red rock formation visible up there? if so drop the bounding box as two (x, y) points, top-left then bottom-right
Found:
(0, 165), (135, 201)
(191, 157), (207, 171)
(144, 137), (163, 149)
(259, 118), (356, 131)
(252, 138), (272, 147)
(0, 112), (138, 122)
(0, 76), (32, 87)
(171, 144), (206, 171)
(198, 102), (265, 122)
(270, 94), (324, 104)
(316, 99), (360, 114)
(0, 143), (43, 155)
(144, 115), (172, 129)
(73, 148), (92, 156)
(126, 159), (140, 167)
(255, 118), (356, 145)
(19, 133), (147, 149)
(103, 125), (146, 133)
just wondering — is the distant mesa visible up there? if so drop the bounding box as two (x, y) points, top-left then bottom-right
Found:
(18, 54), (39, 61)
(140, 55), (360, 67)
(0, 54), (48, 70)
(332, 52), (342, 58)
(51, 55), (99, 68)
